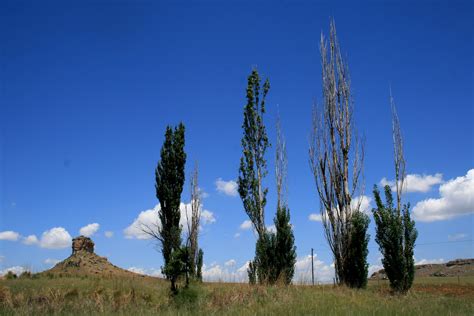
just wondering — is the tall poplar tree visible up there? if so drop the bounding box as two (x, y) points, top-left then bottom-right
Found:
(372, 94), (417, 294)
(155, 123), (187, 293)
(238, 68), (271, 283)
(274, 113), (296, 284)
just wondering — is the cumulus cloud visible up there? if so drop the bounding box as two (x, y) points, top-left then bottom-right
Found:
(0, 266), (27, 276)
(415, 258), (445, 265)
(224, 259), (236, 267)
(308, 214), (322, 222)
(127, 267), (163, 278)
(0, 231), (20, 241)
(239, 220), (252, 230)
(22, 235), (39, 245)
(413, 169), (474, 222)
(448, 233), (468, 241)
(293, 254), (335, 284)
(215, 178), (238, 196)
(309, 195), (372, 223)
(38, 227), (72, 249)
(267, 225), (276, 233)
(380, 173), (443, 193)
(79, 223), (100, 237)
(104, 231), (114, 238)
(124, 203), (216, 239)
(44, 258), (60, 265)
(202, 262), (249, 282)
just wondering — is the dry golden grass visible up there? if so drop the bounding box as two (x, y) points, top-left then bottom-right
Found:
(0, 275), (473, 315)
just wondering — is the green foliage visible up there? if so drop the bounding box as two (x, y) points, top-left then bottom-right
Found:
(155, 123), (187, 292)
(5, 271), (17, 280)
(247, 261), (257, 285)
(274, 206), (296, 285)
(238, 68), (271, 238)
(345, 211), (370, 288)
(196, 248), (203, 282)
(373, 185), (418, 294)
(254, 232), (277, 284)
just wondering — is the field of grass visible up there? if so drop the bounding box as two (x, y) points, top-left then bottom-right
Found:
(1, 275), (473, 315)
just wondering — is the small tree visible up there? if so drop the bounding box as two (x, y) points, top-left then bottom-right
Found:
(196, 249), (203, 282)
(186, 164), (202, 281)
(150, 123), (187, 293)
(345, 210), (370, 288)
(372, 94), (417, 294)
(273, 113), (296, 285)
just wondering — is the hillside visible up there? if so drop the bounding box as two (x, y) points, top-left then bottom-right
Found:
(38, 236), (147, 278)
(371, 259), (474, 279)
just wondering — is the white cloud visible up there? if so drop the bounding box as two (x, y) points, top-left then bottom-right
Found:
(39, 227), (72, 249)
(44, 258), (60, 265)
(0, 266), (27, 276)
(309, 195), (372, 223)
(448, 233), (468, 241)
(234, 232), (241, 238)
(293, 254), (335, 284)
(309, 213), (322, 222)
(225, 259), (236, 267)
(127, 267), (163, 278)
(413, 169), (474, 222)
(267, 225), (276, 233)
(0, 231), (20, 241)
(127, 267), (146, 275)
(124, 203), (215, 240)
(380, 173), (443, 193)
(79, 223), (100, 237)
(415, 258), (445, 265)
(104, 231), (114, 238)
(22, 235), (39, 245)
(352, 195), (372, 213)
(215, 178), (238, 197)
(239, 220), (253, 230)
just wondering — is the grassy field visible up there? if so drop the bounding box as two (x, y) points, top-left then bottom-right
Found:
(1, 275), (473, 315)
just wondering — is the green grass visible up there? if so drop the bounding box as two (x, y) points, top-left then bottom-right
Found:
(1, 275), (473, 315)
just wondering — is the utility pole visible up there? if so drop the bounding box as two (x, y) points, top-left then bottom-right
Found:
(311, 248), (314, 286)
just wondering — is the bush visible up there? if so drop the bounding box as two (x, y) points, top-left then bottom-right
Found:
(5, 271), (17, 280)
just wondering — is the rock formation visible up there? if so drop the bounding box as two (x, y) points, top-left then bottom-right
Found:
(72, 236), (94, 254)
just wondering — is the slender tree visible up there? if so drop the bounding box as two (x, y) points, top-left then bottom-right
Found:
(147, 123), (187, 293)
(309, 20), (365, 285)
(237, 68), (271, 283)
(274, 113), (296, 285)
(372, 93), (417, 294)
(186, 163), (202, 280)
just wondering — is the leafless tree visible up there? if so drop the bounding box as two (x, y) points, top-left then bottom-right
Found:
(186, 163), (201, 277)
(275, 110), (288, 210)
(390, 89), (406, 214)
(309, 20), (365, 284)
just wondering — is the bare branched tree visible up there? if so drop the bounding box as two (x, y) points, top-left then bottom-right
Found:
(275, 109), (288, 210)
(309, 20), (365, 285)
(186, 163), (201, 277)
(390, 89), (406, 214)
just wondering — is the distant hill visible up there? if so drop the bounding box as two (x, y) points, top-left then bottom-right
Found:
(370, 259), (474, 279)
(38, 236), (150, 278)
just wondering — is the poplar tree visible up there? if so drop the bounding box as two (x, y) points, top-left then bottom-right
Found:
(274, 113), (296, 285)
(238, 68), (271, 284)
(372, 94), (417, 294)
(309, 20), (366, 286)
(154, 123), (187, 293)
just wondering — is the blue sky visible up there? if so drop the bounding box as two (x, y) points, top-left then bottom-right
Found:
(1, 0), (473, 281)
